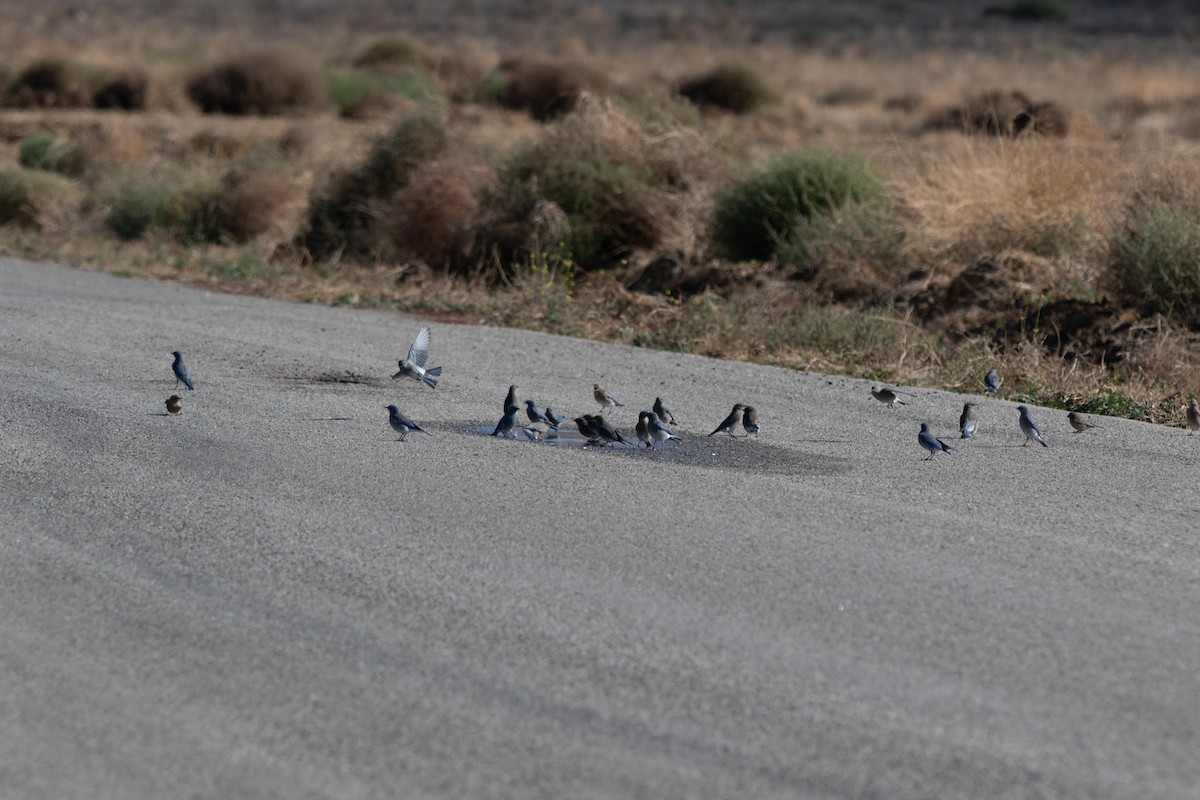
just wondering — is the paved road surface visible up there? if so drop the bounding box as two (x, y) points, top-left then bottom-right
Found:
(1, 258), (1197, 799)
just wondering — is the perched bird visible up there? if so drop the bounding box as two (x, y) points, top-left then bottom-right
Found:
(647, 411), (682, 447)
(386, 404), (431, 441)
(635, 412), (653, 448)
(984, 368), (1002, 394)
(392, 325), (442, 389)
(593, 384), (624, 414)
(524, 399), (552, 426)
(742, 405), (759, 435)
(544, 406), (566, 429)
(1188, 398), (1200, 436)
(653, 397), (677, 426)
(708, 403), (745, 437)
(591, 414), (631, 446)
(171, 351), (194, 390)
(870, 387), (907, 408)
(165, 395), (183, 415)
(1017, 405), (1049, 447)
(959, 402), (978, 438)
(504, 385), (519, 413)
(918, 422), (957, 460)
(575, 415), (600, 442)
(492, 405), (520, 438)
(1068, 412), (1099, 433)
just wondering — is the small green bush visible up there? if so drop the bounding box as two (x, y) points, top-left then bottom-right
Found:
(1115, 200), (1200, 324)
(325, 68), (438, 117)
(711, 152), (886, 262)
(1007, 0), (1070, 21)
(301, 114), (448, 261)
(104, 179), (182, 240)
(678, 63), (776, 114)
(18, 132), (88, 176)
(774, 201), (905, 273)
(0, 167), (82, 227)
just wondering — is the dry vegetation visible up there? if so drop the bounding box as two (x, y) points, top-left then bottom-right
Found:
(2, 6), (1200, 425)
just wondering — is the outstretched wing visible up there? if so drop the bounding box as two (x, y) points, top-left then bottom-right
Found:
(406, 326), (431, 367)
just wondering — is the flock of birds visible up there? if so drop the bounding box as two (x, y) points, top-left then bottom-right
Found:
(164, 329), (1200, 458)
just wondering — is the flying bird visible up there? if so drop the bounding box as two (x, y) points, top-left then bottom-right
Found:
(593, 384), (624, 414)
(653, 397), (677, 426)
(392, 325), (442, 389)
(742, 405), (759, 435)
(386, 404), (431, 441)
(1067, 411), (1099, 433)
(171, 351), (194, 390)
(709, 404), (745, 437)
(165, 395), (182, 415)
(918, 422), (957, 460)
(1017, 405), (1049, 447)
(959, 402), (978, 438)
(984, 368), (1002, 394)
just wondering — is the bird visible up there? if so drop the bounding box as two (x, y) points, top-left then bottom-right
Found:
(647, 411), (682, 447)
(386, 404), (431, 441)
(171, 351), (194, 390)
(492, 405), (520, 438)
(503, 385), (519, 413)
(1068, 411), (1099, 433)
(742, 405), (759, 435)
(918, 422), (956, 460)
(544, 406), (566, 429)
(984, 368), (1002, 394)
(635, 412), (653, 448)
(575, 415), (600, 443)
(593, 384), (624, 414)
(959, 402), (978, 438)
(591, 414), (631, 446)
(392, 325), (442, 389)
(524, 399), (552, 426)
(165, 395), (182, 415)
(653, 397), (676, 426)
(1188, 399), (1200, 435)
(709, 403), (745, 437)
(1017, 405), (1049, 447)
(870, 387), (907, 408)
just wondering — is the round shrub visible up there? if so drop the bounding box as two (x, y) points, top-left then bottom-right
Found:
(678, 63), (776, 114)
(18, 132), (88, 176)
(187, 52), (325, 116)
(711, 152), (885, 262)
(0, 167), (82, 228)
(1115, 201), (1200, 324)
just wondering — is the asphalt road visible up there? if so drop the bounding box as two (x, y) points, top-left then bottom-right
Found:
(2, 257), (1197, 799)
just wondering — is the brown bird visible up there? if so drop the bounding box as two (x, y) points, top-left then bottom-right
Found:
(635, 412), (652, 448)
(593, 384), (624, 414)
(1187, 398), (1200, 435)
(1068, 411), (1099, 433)
(709, 404), (745, 437)
(165, 395), (182, 415)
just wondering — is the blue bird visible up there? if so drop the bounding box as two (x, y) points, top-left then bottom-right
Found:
(742, 405), (759, 435)
(1017, 405), (1049, 447)
(709, 404), (745, 437)
(591, 414), (631, 446)
(392, 326), (442, 389)
(386, 404), (431, 441)
(544, 405), (566, 429)
(524, 399), (553, 426)
(492, 405), (520, 438)
(918, 422), (957, 460)
(959, 402), (978, 438)
(647, 411), (682, 447)
(984, 368), (1002, 394)
(171, 351), (194, 390)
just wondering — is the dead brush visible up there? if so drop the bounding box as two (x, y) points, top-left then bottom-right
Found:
(187, 51), (327, 116)
(389, 162), (487, 267)
(491, 55), (612, 121)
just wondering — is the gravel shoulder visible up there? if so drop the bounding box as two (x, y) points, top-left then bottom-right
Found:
(2, 258), (1197, 799)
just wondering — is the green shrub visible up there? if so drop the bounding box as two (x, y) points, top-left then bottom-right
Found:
(325, 68), (438, 117)
(678, 63), (776, 114)
(18, 132), (88, 176)
(104, 179), (182, 240)
(774, 201), (905, 273)
(1115, 200), (1200, 324)
(1007, 0), (1070, 21)
(0, 167), (82, 227)
(712, 152), (885, 262)
(301, 114), (447, 261)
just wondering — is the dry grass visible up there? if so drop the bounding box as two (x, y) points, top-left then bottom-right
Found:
(2, 20), (1200, 423)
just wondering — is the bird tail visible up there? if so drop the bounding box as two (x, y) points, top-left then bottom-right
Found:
(937, 439), (957, 452)
(418, 427), (432, 436)
(184, 377), (194, 390)
(422, 366), (442, 389)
